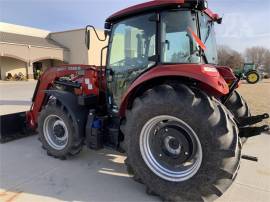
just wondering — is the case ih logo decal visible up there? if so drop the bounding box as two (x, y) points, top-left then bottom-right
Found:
(57, 66), (82, 71)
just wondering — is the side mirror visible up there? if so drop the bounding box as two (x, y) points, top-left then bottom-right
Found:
(104, 22), (111, 30)
(85, 28), (90, 50)
(217, 17), (223, 24)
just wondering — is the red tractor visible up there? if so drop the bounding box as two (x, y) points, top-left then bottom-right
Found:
(1, 0), (269, 201)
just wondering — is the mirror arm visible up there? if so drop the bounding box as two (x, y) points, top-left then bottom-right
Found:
(85, 25), (108, 42)
(100, 46), (108, 67)
(98, 45), (109, 89)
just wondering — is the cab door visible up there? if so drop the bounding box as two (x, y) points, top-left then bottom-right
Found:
(106, 13), (157, 112)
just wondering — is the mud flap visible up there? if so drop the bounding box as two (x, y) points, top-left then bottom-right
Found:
(0, 112), (34, 143)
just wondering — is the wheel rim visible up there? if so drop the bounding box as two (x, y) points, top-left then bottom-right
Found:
(140, 115), (202, 182)
(43, 115), (68, 150)
(247, 73), (258, 83)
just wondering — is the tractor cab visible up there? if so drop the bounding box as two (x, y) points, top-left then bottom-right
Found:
(243, 63), (256, 73)
(234, 63), (260, 84)
(100, 0), (223, 112)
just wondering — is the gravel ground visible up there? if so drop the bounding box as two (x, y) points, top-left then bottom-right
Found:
(238, 79), (270, 126)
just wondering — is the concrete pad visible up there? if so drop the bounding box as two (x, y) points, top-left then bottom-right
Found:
(0, 81), (36, 115)
(0, 136), (158, 202)
(217, 134), (270, 202)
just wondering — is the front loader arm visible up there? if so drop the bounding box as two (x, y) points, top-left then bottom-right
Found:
(27, 65), (97, 129)
(1, 65), (99, 143)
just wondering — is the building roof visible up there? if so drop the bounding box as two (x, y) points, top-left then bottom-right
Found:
(0, 22), (50, 38)
(0, 32), (67, 49)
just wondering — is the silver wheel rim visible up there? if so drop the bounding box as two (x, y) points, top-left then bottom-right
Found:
(43, 115), (68, 150)
(139, 115), (203, 182)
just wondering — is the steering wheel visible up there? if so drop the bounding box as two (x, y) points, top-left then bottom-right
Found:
(184, 48), (200, 63)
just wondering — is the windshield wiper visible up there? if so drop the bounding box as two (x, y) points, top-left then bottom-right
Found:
(200, 49), (208, 64)
(187, 27), (208, 63)
(204, 21), (213, 44)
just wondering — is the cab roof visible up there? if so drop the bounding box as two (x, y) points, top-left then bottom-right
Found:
(106, 0), (219, 23)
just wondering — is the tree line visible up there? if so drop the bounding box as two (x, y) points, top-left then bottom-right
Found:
(218, 46), (270, 73)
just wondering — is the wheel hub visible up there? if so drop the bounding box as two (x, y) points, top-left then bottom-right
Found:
(164, 136), (182, 155)
(43, 115), (68, 150)
(161, 127), (193, 163)
(140, 115), (202, 182)
(53, 124), (65, 139)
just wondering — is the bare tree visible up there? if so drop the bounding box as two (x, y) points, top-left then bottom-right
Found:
(245, 46), (270, 73)
(218, 45), (244, 70)
(264, 52), (270, 73)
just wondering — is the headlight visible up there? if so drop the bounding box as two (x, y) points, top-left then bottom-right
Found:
(203, 66), (218, 73)
(201, 66), (220, 77)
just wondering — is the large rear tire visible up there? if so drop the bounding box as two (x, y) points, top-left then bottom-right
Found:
(225, 91), (251, 144)
(38, 105), (83, 159)
(225, 91), (250, 124)
(121, 84), (241, 201)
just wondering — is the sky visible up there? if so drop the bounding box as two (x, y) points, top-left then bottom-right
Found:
(0, 0), (270, 52)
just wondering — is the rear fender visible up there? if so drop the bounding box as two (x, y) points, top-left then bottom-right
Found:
(44, 90), (89, 138)
(216, 66), (237, 83)
(119, 64), (229, 117)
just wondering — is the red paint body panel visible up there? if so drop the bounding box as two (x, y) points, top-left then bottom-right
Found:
(204, 8), (220, 21)
(216, 66), (236, 83)
(107, 0), (184, 22)
(119, 64), (229, 117)
(26, 64), (236, 126)
(27, 65), (100, 129)
(107, 0), (220, 22)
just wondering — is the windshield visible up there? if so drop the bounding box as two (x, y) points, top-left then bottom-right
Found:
(243, 64), (255, 71)
(161, 11), (201, 64)
(199, 12), (218, 64)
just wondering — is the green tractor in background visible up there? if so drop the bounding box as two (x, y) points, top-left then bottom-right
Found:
(234, 63), (260, 84)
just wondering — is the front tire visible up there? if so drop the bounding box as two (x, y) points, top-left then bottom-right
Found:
(121, 84), (241, 201)
(38, 105), (83, 159)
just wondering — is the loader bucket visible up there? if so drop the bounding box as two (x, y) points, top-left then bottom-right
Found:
(0, 112), (32, 143)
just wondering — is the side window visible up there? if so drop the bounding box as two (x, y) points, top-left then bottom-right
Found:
(108, 14), (156, 71)
(107, 14), (157, 108)
(109, 26), (126, 67)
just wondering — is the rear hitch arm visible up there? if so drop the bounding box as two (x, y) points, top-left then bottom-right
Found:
(239, 125), (270, 138)
(241, 155), (258, 162)
(239, 113), (269, 127)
